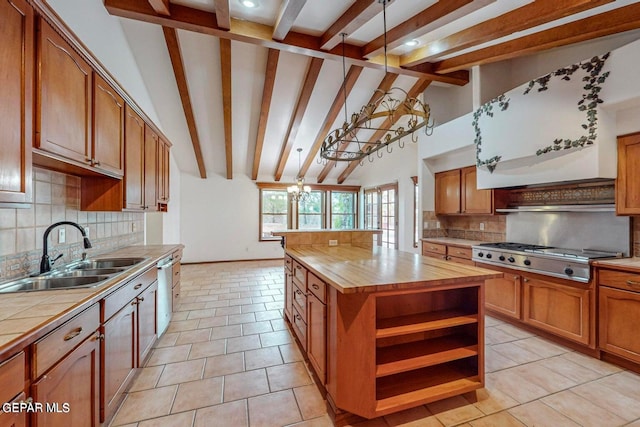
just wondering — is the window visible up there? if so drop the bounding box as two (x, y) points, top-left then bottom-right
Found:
(364, 183), (398, 249)
(260, 189), (289, 240)
(258, 184), (360, 240)
(330, 191), (357, 229)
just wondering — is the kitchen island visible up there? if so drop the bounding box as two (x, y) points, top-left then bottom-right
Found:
(274, 230), (502, 424)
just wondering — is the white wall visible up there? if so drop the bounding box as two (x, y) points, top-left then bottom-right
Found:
(356, 143), (420, 253)
(180, 173), (283, 263)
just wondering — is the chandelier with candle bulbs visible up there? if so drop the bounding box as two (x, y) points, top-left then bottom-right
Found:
(288, 148), (311, 202)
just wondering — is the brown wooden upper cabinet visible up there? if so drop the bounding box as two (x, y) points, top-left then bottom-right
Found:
(93, 74), (125, 176)
(124, 105), (145, 210)
(36, 18), (92, 166)
(158, 137), (171, 205)
(616, 132), (640, 215)
(0, 0), (33, 206)
(435, 166), (506, 215)
(144, 125), (159, 212)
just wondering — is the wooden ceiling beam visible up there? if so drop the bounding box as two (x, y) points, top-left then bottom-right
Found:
(337, 78), (432, 184)
(273, 0), (308, 41)
(362, 0), (482, 58)
(274, 57), (324, 181)
(401, 0), (612, 67)
(213, 0), (231, 30)
(104, 0), (468, 85)
(298, 65), (364, 179)
(147, 0), (170, 15)
(432, 1), (640, 74)
(320, 0), (385, 51)
(162, 26), (207, 178)
(252, 49), (280, 180)
(220, 38), (233, 179)
(316, 72), (398, 183)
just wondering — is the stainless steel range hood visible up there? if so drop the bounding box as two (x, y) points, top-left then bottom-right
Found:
(497, 204), (615, 213)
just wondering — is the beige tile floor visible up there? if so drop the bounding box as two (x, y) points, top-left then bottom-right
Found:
(109, 260), (640, 427)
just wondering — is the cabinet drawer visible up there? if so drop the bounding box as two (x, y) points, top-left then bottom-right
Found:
(172, 250), (182, 263)
(0, 392), (27, 427)
(103, 267), (156, 321)
(422, 242), (446, 255)
(0, 352), (25, 406)
(308, 272), (326, 304)
(285, 254), (293, 272)
(291, 305), (307, 351)
(599, 269), (640, 293)
(172, 262), (181, 287)
(293, 282), (307, 320)
(448, 246), (472, 259)
(172, 282), (181, 312)
(292, 260), (307, 288)
(33, 303), (100, 378)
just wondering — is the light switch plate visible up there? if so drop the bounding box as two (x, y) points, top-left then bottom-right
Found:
(479, 222), (485, 231)
(58, 228), (66, 244)
(84, 226), (90, 237)
(329, 239), (338, 246)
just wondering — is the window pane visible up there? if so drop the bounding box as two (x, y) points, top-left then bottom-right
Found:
(262, 214), (287, 237)
(299, 191), (322, 214)
(331, 192), (356, 230)
(260, 189), (289, 240)
(262, 190), (288, 213)
(299, 214), (322, 230)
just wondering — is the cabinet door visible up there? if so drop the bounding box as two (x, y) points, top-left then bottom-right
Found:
(523, 276), (590, 345)
(486, 273), (521, 319)
(461, 166), (492, 214)
(144, 125), (159, 212)
(0, 0), (33, 205)
(32, 334), (100, 427)
(124, 105), (145, 210)
(435, 169), (460, 214)
(616, 133), (640, 215)
(157, 138), (170, 204)
(137, 281), (157, 366)
(101, 303), (136, 423)
(37, 18), (92, 165)
(599, 286), (640, 363)
(307, 293), (326, 384)
(0, 392), (27, 427)
(93, 74), (124, 176)
(284, 271), (293, 322)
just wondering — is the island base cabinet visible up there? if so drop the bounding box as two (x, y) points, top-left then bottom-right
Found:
(307, 292), (326, 384)
(485, 273), (521, 320)
(599, 286), (640, 363)
(328, 284), (484, 419)
(32, 334), (100, 427)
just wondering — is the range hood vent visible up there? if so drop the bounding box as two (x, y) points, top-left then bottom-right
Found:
(497, 204), (614, 213)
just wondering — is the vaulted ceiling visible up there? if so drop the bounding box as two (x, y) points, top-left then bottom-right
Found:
(102, 0), (640, 184)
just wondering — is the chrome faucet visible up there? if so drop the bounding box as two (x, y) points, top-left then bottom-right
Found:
(40, 221), (92, 274)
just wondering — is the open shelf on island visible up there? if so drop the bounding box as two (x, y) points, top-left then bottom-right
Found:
(376, 334), (478, 377)
(376, 309), (478, 339)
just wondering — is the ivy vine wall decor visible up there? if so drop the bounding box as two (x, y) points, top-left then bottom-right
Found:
(474, 52), (611, 173)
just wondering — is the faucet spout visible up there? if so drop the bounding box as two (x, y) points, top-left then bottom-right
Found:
(40, 221), (92, 274)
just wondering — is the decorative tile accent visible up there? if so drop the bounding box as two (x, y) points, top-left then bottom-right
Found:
(509, 181), (615, 206)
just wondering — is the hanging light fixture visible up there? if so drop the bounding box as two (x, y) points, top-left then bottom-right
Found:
(288, 148), (311, 202)
(320, 0), (432, 163)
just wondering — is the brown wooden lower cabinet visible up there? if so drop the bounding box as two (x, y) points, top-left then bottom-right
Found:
(422, 241), (474, 265)
(32, 333), (100, 427)
(307, 292), (326, 383)
(137, 281), (158, 364)
(599, 286), (640, 363)
(0, 392), (27, 427)
(484, 270), (521, 320)
(523, 275), (591, 346)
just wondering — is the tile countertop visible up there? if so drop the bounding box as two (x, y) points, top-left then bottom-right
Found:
(421, 237), (485, 248)
(286, 244), (502, 293)
(0, 244), (183, 361)
(592, 257), (640, 274)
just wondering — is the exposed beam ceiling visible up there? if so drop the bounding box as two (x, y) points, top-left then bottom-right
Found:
(316, 71), (398, 183)
(147, 0), (170, 15)
(299, 65), (364, 179)
(337, 78), (432, 184)
(162, 26), (206, 178)
(104, 0), (469, 85)
(213, 0), (231, 30)
(432, 1), (640, 74)
(320, 0), (387, 51)
(274, 57), (324, 181)
(362, 0), (475, 58)
(220, 38), (233, 179)
(273, 0), (308, 41)
(252, 49), (280, 180)
(402, 0), (613, 67)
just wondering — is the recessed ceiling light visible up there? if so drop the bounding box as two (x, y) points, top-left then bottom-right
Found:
(404, 39), (419, 47)
(241, 0), (257, 8)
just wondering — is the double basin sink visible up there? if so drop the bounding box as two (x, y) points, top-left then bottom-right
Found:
(0, 257), (148, 293)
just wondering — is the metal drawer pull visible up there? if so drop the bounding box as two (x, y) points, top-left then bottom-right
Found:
(95, 333), (105, 341)
(63, 327), (83, 341)
(312, 284), (320, 290)
(138, 296), (145, 302)
(134, 283), (143, 290)
(626, 280), (640, 288)
(456, 251), (465, 255)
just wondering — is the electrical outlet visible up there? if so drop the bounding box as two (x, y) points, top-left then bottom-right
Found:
(328, 239), (338, 246)
(84, 226), (90, 237)
(131, 223), (136, 232)
(436, 221), (441, 229)
(479, 222), (485, 231)
(58, 228), (66, 244)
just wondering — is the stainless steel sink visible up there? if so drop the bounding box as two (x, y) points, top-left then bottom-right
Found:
(0, 275), (111, 293)
(72, 257), (147, 269)
(52, 268), (126, 277)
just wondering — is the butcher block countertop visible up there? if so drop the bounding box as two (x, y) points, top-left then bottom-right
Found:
(592, 257), (640, 273)
(0, 244), (182, 360)
(286, 244), (502, 294)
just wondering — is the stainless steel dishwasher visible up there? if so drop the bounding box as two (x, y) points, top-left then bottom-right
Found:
(157, 255), (175, 337)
